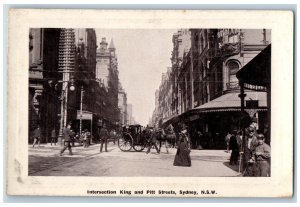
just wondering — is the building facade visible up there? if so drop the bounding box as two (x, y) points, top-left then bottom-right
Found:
(151, 29), (271, 149)
(96, 38), (120, 124)
(118, 83), (127, 125)
(29, 28), (62, 143)
(29, 28), (122, 143)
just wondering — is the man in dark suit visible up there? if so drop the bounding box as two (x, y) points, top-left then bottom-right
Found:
(146, 127), (160, 154)
(100, 125), (109, 153)
(243, 126), (258, 176)
(60, 124), (73, 156)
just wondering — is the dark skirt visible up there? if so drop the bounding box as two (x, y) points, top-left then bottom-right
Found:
(173, 143), (191, 167)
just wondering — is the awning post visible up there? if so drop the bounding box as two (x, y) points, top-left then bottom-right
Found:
(239, 81), (247, 174)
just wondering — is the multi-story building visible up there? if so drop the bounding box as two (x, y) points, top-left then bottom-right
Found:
(29, 28), (62, 143)
(118, 83), (127, 125)
(151, 28), (271, 149)
(170, 29), (191, 115)
(28, 28), (110, 143)
(96, 38), (120, 124)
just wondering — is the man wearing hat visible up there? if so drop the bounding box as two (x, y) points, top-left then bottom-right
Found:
(60, 124), (73, 156)
(99, 124), (109, 153)
(252, 134), (271, 176)
(243, 126), (258, 176)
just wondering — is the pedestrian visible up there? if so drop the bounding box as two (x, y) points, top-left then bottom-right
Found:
(195, 130), (203, 150)
(83, 130), (87, 148)
(99, 125), (109, 153)
(158, 128), (169, 154)
(173, 126), (191, 167)
(110, 129), (116, 145)
(84, 130), (91, 148)
(146, 127), (160, 154)
(50, 128), (56, 146)
(243, 126), (258, 176)
(32, 125), (41, 147)
(70, 129), (75, 147)
(225, 131), (231, 153)
(60, 124), (73, 156)
(253, 134), (271, 177)
(229, 130), (239, 165)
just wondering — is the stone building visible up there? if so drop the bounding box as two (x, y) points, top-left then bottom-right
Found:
(96, 38), (120, 124)
(151, 29), (271, 149)
(118, 83), (127, 125)
(29, 28), (62, 143)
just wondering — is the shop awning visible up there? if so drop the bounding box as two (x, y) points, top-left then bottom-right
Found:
(190, 91), (267, 113)
(236, 44), (271, 88)
(161, 114), (181, 127)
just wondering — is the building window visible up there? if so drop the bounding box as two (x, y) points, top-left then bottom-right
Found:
(227, 60), (240, 89)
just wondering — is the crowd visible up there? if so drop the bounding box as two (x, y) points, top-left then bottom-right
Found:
(30, 118), (270, 177)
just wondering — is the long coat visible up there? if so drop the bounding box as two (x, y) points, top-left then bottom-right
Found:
(63, 128), (72, 141)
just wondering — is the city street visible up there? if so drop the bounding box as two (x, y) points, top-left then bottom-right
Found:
(29, 142), (241, 177)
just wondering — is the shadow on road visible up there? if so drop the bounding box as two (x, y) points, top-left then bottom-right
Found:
(222, 161), (240, 173)
(191, 155), (228, 162)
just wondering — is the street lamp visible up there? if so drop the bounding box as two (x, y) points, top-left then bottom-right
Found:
(57, 79), (75, 146)
(79, 86), (84, 136)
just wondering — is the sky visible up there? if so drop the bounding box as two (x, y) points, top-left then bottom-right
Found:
(95, 29), (176, 126)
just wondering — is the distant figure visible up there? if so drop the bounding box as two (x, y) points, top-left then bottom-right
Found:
(84, 130), (91, 148)
(146, 127), (160, 154)
(195, 131), (203, 150)
(110, 129), (117, 144)
(60, 124), (73, 156)
(225, 132), (231, 153)
(229, 130), (239, 165)
(70, 129), (75, 147)
(50, 128), (56, 146)
(100, 125), (109, 152)
(173, 127), (191, 167)
(32, 125), (41, 148)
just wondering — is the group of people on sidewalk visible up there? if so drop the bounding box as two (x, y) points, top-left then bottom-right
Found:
(225, 125), (271, 177)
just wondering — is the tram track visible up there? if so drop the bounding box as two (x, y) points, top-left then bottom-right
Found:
(29, 144), (111, 175)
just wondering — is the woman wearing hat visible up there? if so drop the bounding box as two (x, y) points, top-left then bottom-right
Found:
(173, 125), (191, 167)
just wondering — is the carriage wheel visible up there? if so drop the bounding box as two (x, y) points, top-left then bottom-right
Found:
(118, 134), (133, 152)
(133, 144), (145, 152)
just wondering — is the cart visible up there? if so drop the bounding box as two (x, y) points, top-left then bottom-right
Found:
(118, 125), (149, 152)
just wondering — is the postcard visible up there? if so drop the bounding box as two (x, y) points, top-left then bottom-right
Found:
(6, 9), (294, 197)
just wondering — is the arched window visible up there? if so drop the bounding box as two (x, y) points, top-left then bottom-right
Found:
(227, 60), (240, 89)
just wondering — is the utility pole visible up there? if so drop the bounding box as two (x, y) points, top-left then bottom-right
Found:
(57, 28), (75, 146)
(79, 86), (84, 135)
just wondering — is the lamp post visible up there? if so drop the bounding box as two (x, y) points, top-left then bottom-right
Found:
(79, 86), (84, 135)
(57, 80), (75, 146)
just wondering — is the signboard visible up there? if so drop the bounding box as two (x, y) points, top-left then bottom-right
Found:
(245, 100), (259, 108)
(76, 110), (93, 120)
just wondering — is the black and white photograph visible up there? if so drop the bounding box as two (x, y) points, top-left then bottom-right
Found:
(28, 28), (271, 177)
(6, 10), (293, 197)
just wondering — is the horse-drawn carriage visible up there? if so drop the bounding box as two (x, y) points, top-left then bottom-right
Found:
(117, 124), (149, 152)
(117, 124), (177, 152)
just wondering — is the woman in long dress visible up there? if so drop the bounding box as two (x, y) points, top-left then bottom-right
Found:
(173, 129), (191, 167)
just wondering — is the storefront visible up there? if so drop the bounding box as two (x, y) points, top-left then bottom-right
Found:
(182, 91), (268, 149)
